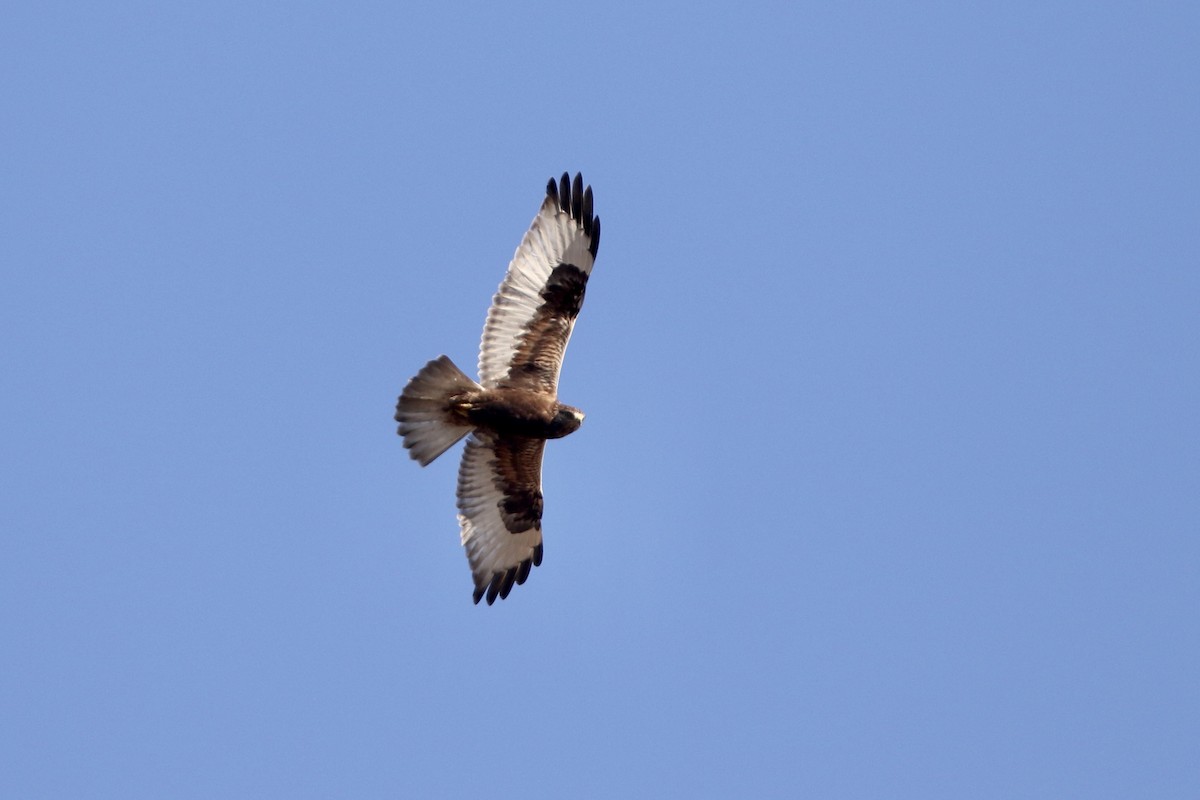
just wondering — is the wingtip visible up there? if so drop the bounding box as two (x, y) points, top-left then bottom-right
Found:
(470, 550), (540, 606)
(545, 171), (599, 249)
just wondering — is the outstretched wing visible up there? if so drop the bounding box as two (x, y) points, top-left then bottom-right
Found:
(456, 432), (546, 604)
(478, 172), (601, 393)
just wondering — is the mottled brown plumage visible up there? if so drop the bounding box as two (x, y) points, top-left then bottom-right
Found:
(395, 172), (600, 604)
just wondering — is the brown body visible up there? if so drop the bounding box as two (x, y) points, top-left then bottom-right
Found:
(450, 389), (583, 440)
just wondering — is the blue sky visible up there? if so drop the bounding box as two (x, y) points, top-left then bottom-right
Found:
(2, 2), (1197, 797)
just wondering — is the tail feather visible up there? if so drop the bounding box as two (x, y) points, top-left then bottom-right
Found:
(395, 355), (478, 466)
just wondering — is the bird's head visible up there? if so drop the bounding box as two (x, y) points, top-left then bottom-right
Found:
(549, 405), (585, 438)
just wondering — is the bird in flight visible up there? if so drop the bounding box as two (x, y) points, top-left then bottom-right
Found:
(395, 172), (600, 604)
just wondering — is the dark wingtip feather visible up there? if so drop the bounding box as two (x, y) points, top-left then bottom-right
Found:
(558, 173), (570, 214)
(570, 173), (583, 221)
(533, 542), (544, 567)
(516, 557), (532, 585)
(546, 176), (558, 205)
(581, 186), (594, 236)
(473, 585), (484, 604)
(498, 566), (518, 599)
(590, 215), (601, 258)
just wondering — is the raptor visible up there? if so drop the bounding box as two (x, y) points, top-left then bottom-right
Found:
(395, 173), (600, 604)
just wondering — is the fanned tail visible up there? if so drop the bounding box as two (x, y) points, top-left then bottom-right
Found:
(395, 356), (479, 466)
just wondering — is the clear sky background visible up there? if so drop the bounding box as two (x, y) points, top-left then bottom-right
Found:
(2, 3), (1197, 798)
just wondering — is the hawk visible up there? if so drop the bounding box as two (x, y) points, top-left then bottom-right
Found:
(395, 172), (600, 604)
